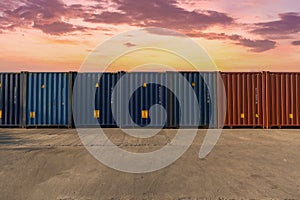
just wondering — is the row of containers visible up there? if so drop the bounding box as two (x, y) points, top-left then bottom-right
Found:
(0, 71), (299, 128)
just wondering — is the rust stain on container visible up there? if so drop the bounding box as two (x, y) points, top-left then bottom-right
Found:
(220, 72), (265, 127)
(265, 72), (300, 128)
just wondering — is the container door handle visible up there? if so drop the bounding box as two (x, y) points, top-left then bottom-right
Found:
(14, 86), (17, 104)
(62, 88), (65, 106)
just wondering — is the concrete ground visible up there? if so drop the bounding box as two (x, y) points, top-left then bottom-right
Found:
(0, 128), (299, 200)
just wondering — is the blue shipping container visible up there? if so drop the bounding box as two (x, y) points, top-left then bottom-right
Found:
(72, 72), (122, 127)
(168, 72), (218, 128)
(24, 72), (72, 127)
(73, 72), (218, 128)
(114, 72), (170, 128)
(0, 73), (23, 127)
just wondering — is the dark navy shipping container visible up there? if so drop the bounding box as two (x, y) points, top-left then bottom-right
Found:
(73, 72), (218, 128)
(72, 72), (122, 127)
(168, 72), (218, 128)
(23, 72), (72, 127)
(0, 73), (23, 127)
(114, 72), (171, 128)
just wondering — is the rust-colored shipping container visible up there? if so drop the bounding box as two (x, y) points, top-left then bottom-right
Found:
(265, 72), (300, 128)
(219, 72), (265, 127)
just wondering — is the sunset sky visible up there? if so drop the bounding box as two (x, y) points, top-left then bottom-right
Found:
(0, 0), (299, 72)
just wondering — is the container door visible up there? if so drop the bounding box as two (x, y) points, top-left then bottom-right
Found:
(0, 74), (21, 127)
(222, 73), (263, 127)
(25, 73), (70, 127)
(96, 73), (120, 127)
(267, 73), (300, 127)
(73, 73), (101, 127)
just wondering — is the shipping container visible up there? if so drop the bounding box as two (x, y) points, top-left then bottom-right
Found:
(265, 72), (300, 128)
(114, 72), (171, 128)
(168, 72), (218, 128)
(1, 70), (299, 129)
(0, 73), (23, 127)
(23, 72), (72, 127)
(72, 72), (122, 127)
(220, 72), (265, 127)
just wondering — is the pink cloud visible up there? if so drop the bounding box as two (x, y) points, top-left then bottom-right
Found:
(252, 12), (300, 36)
(84, 0), (234, 30)
(292, 40), (300, 46)
(0, 0), (296, 53)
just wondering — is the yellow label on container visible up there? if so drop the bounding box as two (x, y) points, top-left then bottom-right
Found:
(30, 112), (35, 118)
(255, 114), (259, 118)
(143, 83), (147, 87)
(0, 110), (2, 119)
(191, 82), (195, 87)
(94, 110), (100, 118)
(95, 83), (99, 88)
(241, 113), (245, 119)
(41, 84), (45, 89)
(289, 114), (293, 119)
(142, 110), (148, 119)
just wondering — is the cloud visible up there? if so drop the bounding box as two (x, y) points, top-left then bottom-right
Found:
(145, 29), (276, 52)
(0, 0), (90, 35)
(144, 28), (188, 37)
(292, 40), (300, 46)
(44, 38), (81, 45)
(41, 37), (91, 46)
(83, 0), (276, 52)
(84, 0), (234, 30)
(0, 0), (280, 53)
(186, 32), (276, 52)
(124, 42), (136, 47)
(85, 12), (129, 24)
(33, 21), (86, 35)
(235, 38), (276, 52)
(4, 0), (66, 22)
(252, 12), (300, 36)
(0, 0), (236, 37)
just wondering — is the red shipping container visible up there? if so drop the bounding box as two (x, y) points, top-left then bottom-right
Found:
(265, 72), (300, 128)
(219, 72), (265, 128)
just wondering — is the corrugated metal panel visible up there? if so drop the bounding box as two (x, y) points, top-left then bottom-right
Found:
(221, 72), (264, 127)
(24, 72), (72, 127)
(266, 72), (300, 128)
(72, 72), (122, 127)
(169, 72), (218, 128)
(115, 72), (170, 128)
(0, 73), (23, 127)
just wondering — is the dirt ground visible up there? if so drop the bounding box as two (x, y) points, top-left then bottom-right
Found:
(0, 128), (299, 200)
